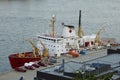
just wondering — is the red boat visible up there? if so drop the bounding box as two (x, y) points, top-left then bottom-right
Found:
(8, 52), (41, 69)
(8, 38), (49, 72)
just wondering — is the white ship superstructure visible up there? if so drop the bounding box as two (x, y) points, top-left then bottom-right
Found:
(37, 11), (102, 57)
(37, 23), (79, 57)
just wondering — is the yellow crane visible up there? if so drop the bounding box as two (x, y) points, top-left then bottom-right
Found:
(37, 39), (49, 57)
(26, 39), (40, 58)
(78, 10), (84, 38)
(94, 27), (104, 46)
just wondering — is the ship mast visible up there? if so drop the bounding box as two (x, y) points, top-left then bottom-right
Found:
(50, 15), (55, 37)
(78, 10), (84, 38)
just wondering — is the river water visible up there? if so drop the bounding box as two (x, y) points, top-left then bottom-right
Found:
(0, 0), (120, 74)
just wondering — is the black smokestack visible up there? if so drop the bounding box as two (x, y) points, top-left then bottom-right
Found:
(79, 10), (81, 27)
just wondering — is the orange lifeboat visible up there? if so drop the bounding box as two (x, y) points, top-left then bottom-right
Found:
(68, 49), (79, 57)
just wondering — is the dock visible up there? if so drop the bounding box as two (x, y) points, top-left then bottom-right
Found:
(0, 49), (107, 80)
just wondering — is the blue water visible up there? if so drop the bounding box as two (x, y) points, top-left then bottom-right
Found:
(0, 0), (120, 74)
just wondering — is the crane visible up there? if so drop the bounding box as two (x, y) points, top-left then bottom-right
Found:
(37, 38), (49, 65)
(26, 39), (40, 58)
(37, 39), (49, 57)
(94, 27), (104, 46)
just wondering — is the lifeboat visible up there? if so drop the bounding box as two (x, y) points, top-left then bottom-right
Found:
(68, 49), (79, 57)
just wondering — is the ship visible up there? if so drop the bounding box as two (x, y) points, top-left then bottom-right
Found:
(8, 10), (117, 72)
(8, 39), (48, 72)
(36, 10), (114, 57)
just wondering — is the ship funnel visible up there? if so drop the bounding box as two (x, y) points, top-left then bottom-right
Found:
(62, 23), (76, 37)
(79, 10), (81, 27)
(78, 10), (84, 38)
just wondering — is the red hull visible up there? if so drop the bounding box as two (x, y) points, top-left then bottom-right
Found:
(8, 52), (41, 69)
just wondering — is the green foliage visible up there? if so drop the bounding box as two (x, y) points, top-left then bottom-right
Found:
(73, 70), (113, 80)
(101, 74), (113, 80)
(73, 71), (97, 80)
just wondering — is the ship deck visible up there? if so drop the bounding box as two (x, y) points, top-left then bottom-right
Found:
(0, 49), (109, 80)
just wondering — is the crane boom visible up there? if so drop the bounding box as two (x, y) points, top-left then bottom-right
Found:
(38, 39), (47, 50)
(37, 39), (49, 57)
(94, 27), (104, 45)
(26, 39), (40, 57)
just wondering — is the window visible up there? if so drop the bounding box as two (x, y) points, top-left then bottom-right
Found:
(66, 42), (69, 46)
(54, 39), (56, 42)
(71, 38), (74, 40)
(66, 49), (68, 51)
(78, 40), (80, 43)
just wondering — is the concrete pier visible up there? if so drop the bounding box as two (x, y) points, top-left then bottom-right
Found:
(0, 49), (107, 80)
